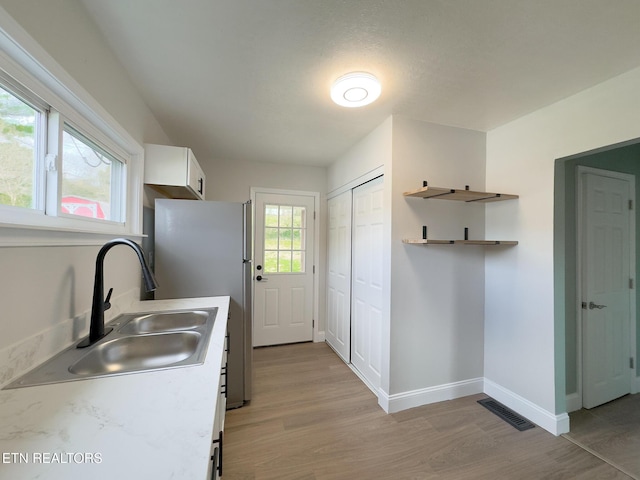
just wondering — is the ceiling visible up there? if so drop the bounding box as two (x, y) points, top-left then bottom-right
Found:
(80, 0), (640, 167)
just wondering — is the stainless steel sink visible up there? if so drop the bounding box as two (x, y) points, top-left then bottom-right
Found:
(69, 332), (201, 375)
(118, 310), (209, 334)
(3, 307), (218, 389)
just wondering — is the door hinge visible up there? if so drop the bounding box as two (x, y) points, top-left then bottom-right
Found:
(631, 278), (635, 289)
(312, 319), (315, 328)
(581, 301), (587, 310)
(630, 199), (633, 210)
(313, 265), (315, 274)
(314, 211), (316, 220)
(631, 357), (635, 369)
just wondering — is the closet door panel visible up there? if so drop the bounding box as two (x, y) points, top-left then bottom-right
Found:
(326, 190), (352, 362)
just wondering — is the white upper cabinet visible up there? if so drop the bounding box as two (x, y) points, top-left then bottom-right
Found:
(144, 143), (206, 200)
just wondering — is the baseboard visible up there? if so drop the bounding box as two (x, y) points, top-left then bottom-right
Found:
(633, 375), (640, 394)
(484, 379), (569, 435)
(351, 373), (570, 436)
(380, 377), (484, 414)
(314, 330), (326, 343)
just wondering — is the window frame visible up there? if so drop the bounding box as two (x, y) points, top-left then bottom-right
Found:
(0, 12), (144, 246)
(0, 70), (48, 212)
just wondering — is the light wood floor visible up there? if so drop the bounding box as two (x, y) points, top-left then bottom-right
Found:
(224, 342), (631, 479)
(565, 394), (640, 479)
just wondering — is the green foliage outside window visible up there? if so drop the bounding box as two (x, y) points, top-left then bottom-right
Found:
(0, 88), (36, 208)
(263, 204), (306, 273)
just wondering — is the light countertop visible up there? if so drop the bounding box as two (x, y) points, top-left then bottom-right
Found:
(0, 296), (229, 480)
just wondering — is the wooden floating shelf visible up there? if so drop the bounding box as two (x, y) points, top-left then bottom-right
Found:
(403, 239), (518, 246)
(403, 186), (518, 203)
(402, 239), (454, 245)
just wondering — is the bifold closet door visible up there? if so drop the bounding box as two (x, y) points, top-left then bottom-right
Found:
(326, 190), (353, 362)
(351, 176), (383, 390)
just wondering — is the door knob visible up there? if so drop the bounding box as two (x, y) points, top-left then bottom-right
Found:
(589, 301), (607, 310)
(256, 275), (267, 282)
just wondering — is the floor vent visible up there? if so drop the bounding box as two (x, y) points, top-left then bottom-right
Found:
(477, 398), (535, 431)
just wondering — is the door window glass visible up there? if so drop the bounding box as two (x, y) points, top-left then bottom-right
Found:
(263, 204), (306, 273)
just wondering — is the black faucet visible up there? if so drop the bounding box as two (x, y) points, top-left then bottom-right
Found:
(78, 238), (158, 348)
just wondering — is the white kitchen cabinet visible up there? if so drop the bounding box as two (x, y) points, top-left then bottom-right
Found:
(208, 334), (228, 479)
(144, 143), (206, 200)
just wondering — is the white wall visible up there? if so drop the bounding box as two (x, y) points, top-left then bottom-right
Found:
(388, 116), (486, 406)
(328, 117), (393, 396)
(485, 66), (640, 430)
(328, 117), (392, 194)
(327, 116), (488, 410)
(0, 0), (169, 146)
(200, 156), (329, 333)
(0, 1), (171, 386)
(203, 158), (326, 204)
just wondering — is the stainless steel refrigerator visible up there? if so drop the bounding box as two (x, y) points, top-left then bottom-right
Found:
(154, 199), (252, 408)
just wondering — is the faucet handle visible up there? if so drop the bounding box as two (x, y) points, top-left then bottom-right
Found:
(104, 287), (113, 311)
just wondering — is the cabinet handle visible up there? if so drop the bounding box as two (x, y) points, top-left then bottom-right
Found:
(220, 366), (227, 397)
(210, 446), (218, 480)
(198, 177), (204, 194)
(211, 431), (223, 477)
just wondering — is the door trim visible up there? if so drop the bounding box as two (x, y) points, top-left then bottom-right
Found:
(575, 166), (637, 409)
(327, 165), (385, 199)
(250, 187), (322, 343)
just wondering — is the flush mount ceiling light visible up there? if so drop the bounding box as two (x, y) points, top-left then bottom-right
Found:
(330, 72), (381, 108)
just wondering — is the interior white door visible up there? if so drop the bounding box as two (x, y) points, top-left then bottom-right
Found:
(581, 168), (634, 409)
(351, 176), (384, 391)
(326, 190), (352, 363)
(253, 192), (315, 347)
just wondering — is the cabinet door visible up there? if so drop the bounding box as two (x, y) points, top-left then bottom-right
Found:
(208, 347), (227, 479)
(187, 151), (205, 199)
(210, 446), (219, 480)
(219, 349), (227, 429)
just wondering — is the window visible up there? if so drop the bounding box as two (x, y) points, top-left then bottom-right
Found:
(0, 71), (128, 228)
(263, 204), (307, 273)
(0, 81), (44, 210)
(0, 58), (140, 239)
(0, 18), (144, 242)
(61, 124), (124, 222)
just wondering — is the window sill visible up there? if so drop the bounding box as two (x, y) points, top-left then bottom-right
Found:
(0, 222), (144, 247)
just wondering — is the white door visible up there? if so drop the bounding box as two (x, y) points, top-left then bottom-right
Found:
(351, 176), (384, 390)
(253, 192), (315, 347)
(326, 190), (352, 363)
(581, 168), (634, 409)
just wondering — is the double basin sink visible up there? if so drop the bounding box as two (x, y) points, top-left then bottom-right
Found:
(4, 307), (218, 389)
